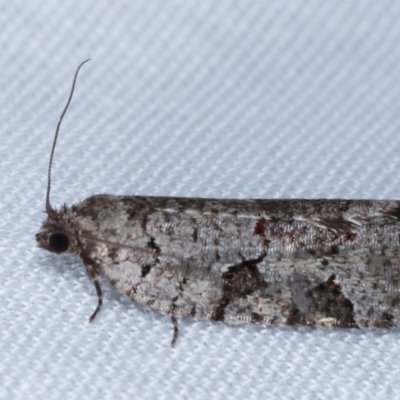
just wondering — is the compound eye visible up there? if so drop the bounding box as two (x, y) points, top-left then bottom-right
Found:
(48, 233), (70, 253)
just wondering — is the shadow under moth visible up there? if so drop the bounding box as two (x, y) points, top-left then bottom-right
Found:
(36, 60), (400, 346)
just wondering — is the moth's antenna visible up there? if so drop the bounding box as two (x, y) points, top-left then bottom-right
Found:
(46, 58), (91, 212)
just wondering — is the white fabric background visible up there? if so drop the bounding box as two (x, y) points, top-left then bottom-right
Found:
(1, 1), (400, 399)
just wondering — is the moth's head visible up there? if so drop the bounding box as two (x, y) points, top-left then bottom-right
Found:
(36, 206), (78, 255)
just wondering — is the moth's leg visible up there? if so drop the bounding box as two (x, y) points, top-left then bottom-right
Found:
(81, 256), (103, 322)
(171, 315), (179, 348)
(89, 277), (103, 323)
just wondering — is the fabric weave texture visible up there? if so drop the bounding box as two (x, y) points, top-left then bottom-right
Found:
(1, 1), (400, 399)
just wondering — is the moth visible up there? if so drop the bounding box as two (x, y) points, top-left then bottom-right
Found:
(37, 60), (400, 346)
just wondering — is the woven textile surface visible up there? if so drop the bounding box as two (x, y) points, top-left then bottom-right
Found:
(1, 1), (400, 399)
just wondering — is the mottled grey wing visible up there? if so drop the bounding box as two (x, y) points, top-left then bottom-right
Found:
(81, 196), (400, 327)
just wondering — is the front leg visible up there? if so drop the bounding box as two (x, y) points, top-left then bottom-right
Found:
(81, 253), (103, 322)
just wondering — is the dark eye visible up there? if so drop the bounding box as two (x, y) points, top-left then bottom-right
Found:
(49, 233), (70, 253)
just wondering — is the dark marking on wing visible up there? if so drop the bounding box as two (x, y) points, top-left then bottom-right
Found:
(211, 298), (229, 322)
(383, 204), (400, 220)
(141, 264), (152, 278)
(139, 237), (162, 277)
(251, 312), (264, 323)
(222, 254), (268, 298)
(343, 232), (357, 242)
(326, 245), (339, 256)
(307, 248), (316, 256)
(374, 311), (395, 328)
(178, 278), (187, 294)
(107, 246), (120, 264)
(212, 254), (267, 321)
(76, 196), (101, 222)
(253, 217), (267, 237)
(292, 274), (357, 328)
(189, 305), (196, 317)
(147, 237), (161, 253)
(121, 197), (144, 221)
(286, 304), (303, 326)
(141, 214), (148, 233)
